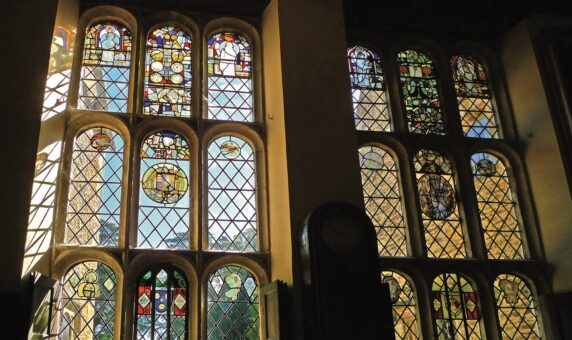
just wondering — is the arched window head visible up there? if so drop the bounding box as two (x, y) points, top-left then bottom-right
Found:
(138, 132), (191, 249)
(432, 273), (482, 339)
(207, 135), (257, 252)
(79, 21), (132, 113)
(65, 127), (124, 246)
(135, 267), (188, 340)
(207, 265), (259, 339)
(451, 55), (500, 138)
(494, 274), (543, 339)
(358, 146), (406, 256)
(397, 50), (445, 135)
(348, 46), (390, 131)
(57, 261), (117, 339)
(471, 153), (524, 259)
(413, 149), (466, 258)
(382, 271), (420, 339)
(144, 26), (192, 118)
(207, 32), (253, 122)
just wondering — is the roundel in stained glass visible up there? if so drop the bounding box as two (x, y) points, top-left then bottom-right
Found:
(142, 163), (188, 204)
(220, 141), (241, 159)
(382, 275), (401, 304)
(418, 174), (456, 219)
(363, 151), (384, 170)
(90, 133), (112, 151)
(476, 158), (496, 177)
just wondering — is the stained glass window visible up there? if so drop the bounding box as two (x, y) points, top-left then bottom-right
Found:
(382, 271), (419, 339)
(494, 274), (542, 339)
(451, 55), (500, 138)
(348, 46), (390, 131)
(135, 267), (188, 340)
(359, 146), (406, 256)
(432, 273), (482, 339)
(414, 149), (466, 258)
(79, 22), (132, 112)
(472, 153), (524, 259)
(207, 266), (259, 339)
(398, 50), (445, 135)
(65, 128), (124, 246)
(138, 132), (190, 249)
(57, 261), (116, 339)
(144, 26), (192, 118)
(207, 136), (257, 252)
(207, 32), (253, 122)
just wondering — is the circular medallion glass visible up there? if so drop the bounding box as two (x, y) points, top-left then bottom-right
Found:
(418, 174), (456, 219)
(171, 62), (184, 73)
(142, 163), (188, 204)
(171, 51), (184, 62)
(476, 158), (496, 177)
(171, 74), (183, 84)
(150, 73), (163, 83)
(151, 50), (164, 61)
(90, 133), (112, 151)
(363, 151), (384, 170)
(151, 61), (163, 72)
(220, 141), (241, 159)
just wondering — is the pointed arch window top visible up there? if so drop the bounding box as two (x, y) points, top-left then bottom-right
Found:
(348, 46), (384, 90)
(208, 32), (252, 78)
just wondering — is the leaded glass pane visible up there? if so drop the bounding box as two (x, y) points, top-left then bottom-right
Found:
(472, 153), (524, 259)
(207, 266), (259, 340)
(451, 55), (500, 138)
(359, 146), (406, 256)
(398, 50), (445, 135)
(494, 274), (542, 339)
(207, 136), (257, 252)
(348, 46), (390, 131)
(432, 273), (482, 340)
(79, 22), (132, 113)
(65, 128), (124, 246)
(207, 32), (253, 122)
(382, 271), (420, 339)
(57, 261), (116, 339)
(138, 132), (191, 249)
(136, 268), (188, 340)
(414, 150), (466, 258)
(144, 26), (192, 118)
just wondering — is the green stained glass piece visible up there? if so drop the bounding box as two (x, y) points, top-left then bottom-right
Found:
(143, 271), (152, 280)
(103, 278), (115, 292)
(69, 273), (80, 287)
(156, 269), (168, 286)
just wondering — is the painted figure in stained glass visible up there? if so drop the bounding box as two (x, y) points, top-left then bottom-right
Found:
(382, 271), (420, 340)
(144, 26), (192, 117)
(348, 46), (383, 89)
(208, 33), (251, 78)
(451, 55), (500, 138)
(398, 50), (445, 135)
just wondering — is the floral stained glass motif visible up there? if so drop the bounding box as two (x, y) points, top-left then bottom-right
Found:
(135, 268), (188, 340)
(359, 146), (406, 256)
(208, 136), (257, 252)
(348, 46), (390, 131)
(57, 261), (116, 339)
(382, 271), (420, 340)
(138, 132), (190, 249)
(144, 26), (192, 117)
(79, 22), (132, 112)
(472, 153), (524, 259)
(65, 128), (124, 246)
(414, 149), (466, 258)
(207, 32), (253, 122)
(494, 274), (542, 339)
(452, 55), (500, 138)
(432, 273), (482, 339)
(207, 266), (259, 340)
(398, 50), (445, 135)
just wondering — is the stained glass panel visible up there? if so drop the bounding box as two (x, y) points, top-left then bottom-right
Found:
(398, 50), (445, 135)
(79, 22), (132, 112)
(65, 128), (124, 246)
(382, 271), (419, 339)
(57, 261), (116, 339)
(359, 146), (406, 256)
(494, 274), (542, 339)
(432, 273), (482, 339)
(144, 26), (192, 118)
(207, 266), (259, 340)
(348, 46), (390, 131)
(136, 267), (188, 340)
(208, 136), (257, 252)
(451, 55), (500, 138)
(207, 32), (253, 122)
(138, 132), (190, 249)
(472, 153), (524, 259)
(414, 149), (466, 258)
